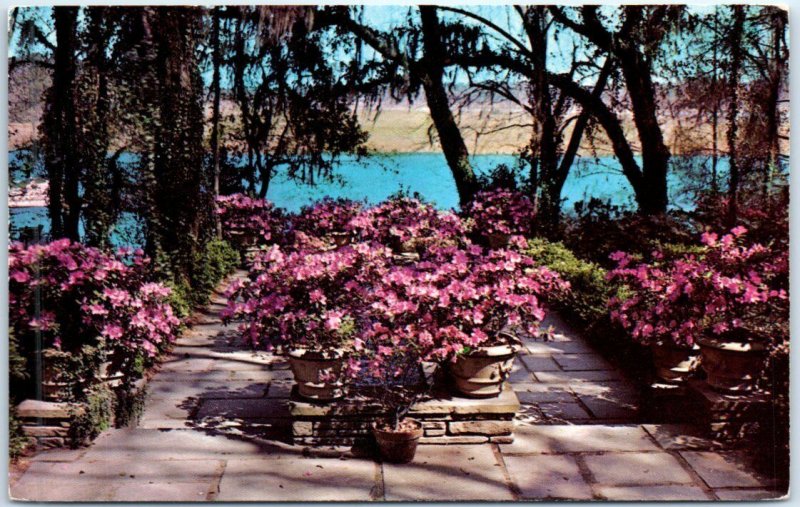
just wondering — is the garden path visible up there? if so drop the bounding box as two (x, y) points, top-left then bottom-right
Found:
(9, 272), (784, 501)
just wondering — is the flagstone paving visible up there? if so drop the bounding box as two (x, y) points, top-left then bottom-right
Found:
(9, 275), (787, 501)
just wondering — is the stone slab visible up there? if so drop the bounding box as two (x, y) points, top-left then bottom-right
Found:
(519, 356), (561, 372)
(148, 380), (270, 400)
(383, 445), (513, 501)
(596, 485), (711, 500)
(17, 399), (83, 419)
(216, 458), (377, 501)
(289, 384), (519, 417)
(500, 425), (661, 454)
(448, 420), (512, 435)
(23, 425), (69, 437)
(80, 428), (297, 462)
(552, 354), (614, 371)
(713, 488), (788, 500)
(196, 398), (291, 420)
(687, 379), (772, 421)
(534, 370), (625, 383)
(642, 424), (725, 451)
(680, 451), (765, 488)
(526, 341), (595, 355)
(421, 435), (489, 444)
(230, 369), (295, 382)
(504, 454), (593, 500)
(110, 481), (212, 502)
(539, 402), (592, 421)
(578, 396), (638, 420)
(584, 452), (695, 486)
(514, 383), (575, 404)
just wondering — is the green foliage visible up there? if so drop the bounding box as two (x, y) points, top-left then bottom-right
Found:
(525, 238), (612, 327)
(189, 239), (240, 307)
(564, 199), (694, 267)
(9, 407), (31, 460)
(68, 384), (113, 447)
(114, 386), (148, 428)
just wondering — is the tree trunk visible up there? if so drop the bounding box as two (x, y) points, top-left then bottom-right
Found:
(82, 7), (113, 247)
(151, 7), (209, 280)
(43, 7), (80, 240)
(418, 6), (479, 206)
(726, 6), (745, 226)
(710, 9), (719, 194)
(521, 7), (560, 230)
(764, 8), (786, 196)
(616, 45), (670, 215)
(210, 6), (223, 239)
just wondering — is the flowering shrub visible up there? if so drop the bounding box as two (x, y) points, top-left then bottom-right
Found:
(291, 197), (365, 238)
(462, 189), (536, 238)
(355, 244), (568, 369)
(215, 193), (287, 243)
(348, 197), (469, 252)
(9, 240), (182, 400)
(223, 242), (393, 352)
(607, 226), (788, 347)
(9, 239), (181, 359)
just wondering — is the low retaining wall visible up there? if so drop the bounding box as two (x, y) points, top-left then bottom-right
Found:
(290, 383), (520, 446)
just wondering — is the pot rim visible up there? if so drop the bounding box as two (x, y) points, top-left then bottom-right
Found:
(651, 340), (700, 351)
(372, 418), (423, 435)
(697, 337), (767, 353)
(288, 347), (346, 360)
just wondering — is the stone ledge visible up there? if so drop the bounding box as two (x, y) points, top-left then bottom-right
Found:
(290, 383), (520, 445)
(17, 399), (84, 420)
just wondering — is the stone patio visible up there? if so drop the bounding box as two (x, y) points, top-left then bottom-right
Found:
(8, 275), (787, 501)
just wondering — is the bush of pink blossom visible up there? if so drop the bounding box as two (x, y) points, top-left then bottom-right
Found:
(347, 197), (470, 253)
(607, 226), (788, 347)
(291, 197), (365, 238)
(352, 244), (568, 375)
(461, 189), (536, 239)
(215, 193), (287, 244)
(9, 240), (182, 381)
(223, 242), (393, 353)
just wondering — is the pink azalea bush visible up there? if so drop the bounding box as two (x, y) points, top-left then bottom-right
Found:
(9, 239), (181, 359)
(222, 242), (393, 352)
(347, 197), (470, 252)
(607, 226), (788, 347)
(461, 188), (536, 238)
(291, 197), (365, 238)
(354, 244), (568, 370)
(215, 193), (287, 244)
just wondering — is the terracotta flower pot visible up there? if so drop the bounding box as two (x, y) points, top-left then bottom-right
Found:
(372, 419), (424, 463)
(698, 337), (767, 393)
(650, 341), (699, 384)
(486, 232), (511, 249)
(288, 348), (345, 401)
(449, 342), (519, 398)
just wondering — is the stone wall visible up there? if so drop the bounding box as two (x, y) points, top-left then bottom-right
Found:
(290, 383), (520, 446)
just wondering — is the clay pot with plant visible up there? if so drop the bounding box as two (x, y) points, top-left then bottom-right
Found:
(223, 242), (392, 402)
(608, 226), (788, 391)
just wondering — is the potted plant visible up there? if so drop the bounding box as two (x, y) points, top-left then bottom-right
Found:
(354, 302), (437, 462)
(224, 243), (392, 401)
(348, 197), (470, 255)
(370, 244), (566, 398)
(9, 241), (181, 402)
(692, 228), (788, 392)
(215, 194), (287, 252)
(461, 189), (536, 248)
(608, 227), (788, 390)
(607, 249), (704, 384)
(437, 246), (566, 397)
(291, 198), (364, 248)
